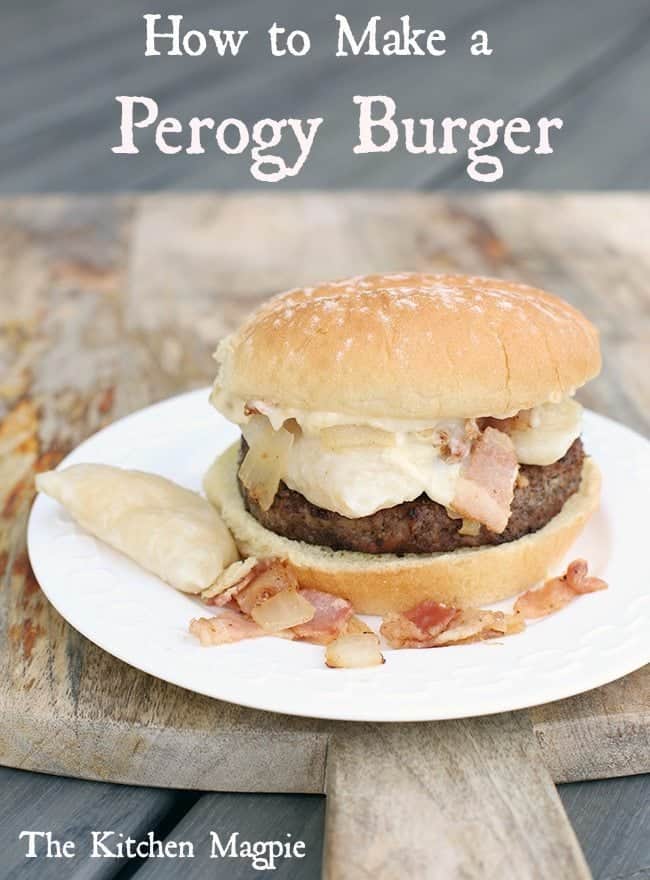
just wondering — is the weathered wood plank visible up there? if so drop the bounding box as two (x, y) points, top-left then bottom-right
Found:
(2, 697), (329, 793)
(532, 667), (650, 784)
(559, 775), (650, 880)
(419, 6), (650, 189)
(0, 765), (197, 879)
(134, 793), (325, 879)
(472, 23), (650, 189)
(3, 676), (648, 793)
(324, 717), (590, 880)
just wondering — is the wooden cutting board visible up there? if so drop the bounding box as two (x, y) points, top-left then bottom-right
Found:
(1, 193), (648, 880)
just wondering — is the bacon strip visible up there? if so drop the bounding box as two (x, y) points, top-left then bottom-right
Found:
(515, 558), (607, 619)
(189, 608), (269, 646)
(204, 558), (298, 613)
(381, 600), (458, 648)
(435, 419), (480, 461)
(192, 556), (605, 654)
(565, 559), (608, 595)
(452, 427), (518, 533)
(235, 561), (299, 615)
(203, 558), (260, 606)
(292, 588), (353, 645)
(430, 609), (524, 646)
(381, 600), (524, 649)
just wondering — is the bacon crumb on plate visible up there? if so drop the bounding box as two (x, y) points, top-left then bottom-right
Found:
(515, 558), (607, 619)
(235, 561), (299, 615)
(292, 588), (354, 644)
(564, 559), (608, 595)
(381, 600), (458, 648)
(203, 558), (299, 614)
(430, 609), (524, 646)
(189, 608), (270, 646)
(190, 556), (606, 663)
(191, 560), (353, 648)
(201, 557), (260, 605)
(380, 601), (523, 649)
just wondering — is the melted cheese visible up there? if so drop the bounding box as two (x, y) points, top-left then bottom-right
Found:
(283, 431), (461, 517)
(508, 400), (582, 466)
(212, 389), (582, 518)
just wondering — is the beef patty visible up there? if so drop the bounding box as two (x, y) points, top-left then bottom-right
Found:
(239, 438), (585, 555)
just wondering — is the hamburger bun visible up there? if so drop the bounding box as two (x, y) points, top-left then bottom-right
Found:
(205, 443), (601, 614)
(213, 272), (601, 421)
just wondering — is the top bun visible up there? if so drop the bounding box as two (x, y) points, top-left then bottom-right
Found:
(213, 273), (601, 421)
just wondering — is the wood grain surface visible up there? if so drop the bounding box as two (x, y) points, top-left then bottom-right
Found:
(0, 765), (199, 880)
(324, 717), (590, 880)
(1, 194), (648, 879)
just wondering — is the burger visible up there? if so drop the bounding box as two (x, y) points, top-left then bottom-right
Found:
(204, 272), (601, 615)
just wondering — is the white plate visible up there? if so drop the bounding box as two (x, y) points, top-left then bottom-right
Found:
(27, 389), (650, 722)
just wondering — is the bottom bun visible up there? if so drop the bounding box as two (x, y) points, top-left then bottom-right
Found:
(204, 443), (601, 614)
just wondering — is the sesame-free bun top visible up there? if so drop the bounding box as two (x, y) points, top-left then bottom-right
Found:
(213, 273), (601, 421)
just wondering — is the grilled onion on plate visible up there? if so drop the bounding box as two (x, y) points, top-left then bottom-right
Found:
(250, 589), (315, 632)
(325, 632), (385, 668)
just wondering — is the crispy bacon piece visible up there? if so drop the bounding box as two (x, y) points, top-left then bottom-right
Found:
(436, 419), (481, 461)
(380, 600), (458, 648)
(565, 558), (608, 594)
(405, 599), (458, 634)
(431, 609), (524, 646)
(515, 558), (608, 619)
(292, 588), (354, 645)
(235, 561), (299, 616)
(197, 562), (353, 648)
(515, 577), (575, 619)
(381, 600), (525, 649)
(189, 608), (269, 646)
(452, 427), (518, 533)
(204, 558), (298, 613)
(203, 558), (260, 606)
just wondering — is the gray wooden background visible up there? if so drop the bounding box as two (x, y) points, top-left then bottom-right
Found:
(1, 0), (650, 191)
(1, 1), (649, 878)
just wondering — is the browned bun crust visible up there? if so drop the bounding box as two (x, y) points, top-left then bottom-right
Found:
(204, 443), (601, 614)
(213, 273), (601, 420)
